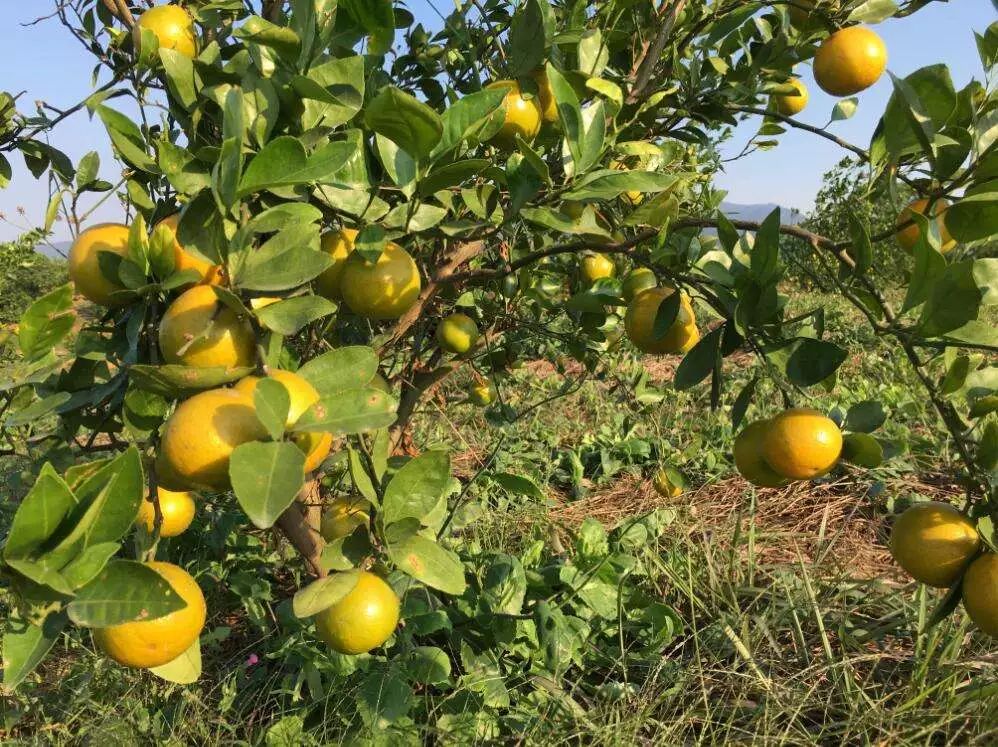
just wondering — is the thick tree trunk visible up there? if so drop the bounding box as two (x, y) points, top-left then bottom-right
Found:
(276, 479), (326, 577)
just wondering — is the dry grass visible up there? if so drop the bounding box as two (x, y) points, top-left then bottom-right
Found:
(547, 472), (961, 581)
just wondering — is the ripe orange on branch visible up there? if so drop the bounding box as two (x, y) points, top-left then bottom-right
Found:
(136, 488), (197, 538)
(339, 243), (422, 319)
(68, 223), (131, 306)
(320, 496), (371, 541)
(315, 228), (359, 300)
(133, 5), (198, 60)
(624, 286), (699, 355)
(313, 571), (400, 655)
(93, 561), (206, 669)
(895, 198), (956, 253)
(733, 420), (789, 488)
(234, 369), (333, 472)
(486, 80), (542, 144)
(813, 26), (887, 96)
(762, 408), (842, 480)
(772, 79), (809, 116)
(962, 554), (998, 638)
(889, 502), (980, 588)
(157, 388), (267, 491)
(437, 313), (480, 354)
(158, 285), (256, 368)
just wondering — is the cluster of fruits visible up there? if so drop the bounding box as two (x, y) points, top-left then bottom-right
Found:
(734, 409), (843, 487)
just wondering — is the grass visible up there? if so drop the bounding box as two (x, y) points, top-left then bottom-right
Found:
(2, 289), (998, 745)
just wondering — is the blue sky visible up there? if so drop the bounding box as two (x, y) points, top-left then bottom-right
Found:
(0, 0), (992, 241)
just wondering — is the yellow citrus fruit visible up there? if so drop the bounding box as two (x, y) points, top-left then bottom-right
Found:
(313, 571), (400, 655)
(68, 223), (131, 306)
(136, 488), (197, 538)
(773, 79), (809, 116)
(486, 80), (542, 144)
(622, 268), (658, 303)
(93, 561), (206, 668)
(437, 313), (480, 354)
(889, 502), (980, 588)
(581, 254), (616, 284)
(234, 369), (333, 472)
(532, 69), (558, 123)
(624, 286), (699, 355)
(320, 496), (371, 541)
(154, 214), (223, 286)
(469, 381), (496, 406)
(315, 228), (358, 300)
(133, 5), (197, 59)
(340, 243), (421, 320)
(963, 554), (998, 638)
(733, 420), (789, 488)
(762, 408), (842, 480)
(813, 26), (887, 96)
(653, 469), (683, 498)
(370, 373), (391, 393)
(157, 388), (267, 491)
(896, 198), (956, 253)
(159, 285), (255, 368)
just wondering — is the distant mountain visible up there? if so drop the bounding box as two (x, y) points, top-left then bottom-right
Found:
(720, 202), (804, 225)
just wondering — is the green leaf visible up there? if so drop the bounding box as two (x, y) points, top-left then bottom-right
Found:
(97, 106), (157, 173)
(67, 560), (185, 627)
(356, 667), (413, 727)
(294, 388), (397, 435)
(482, 554), (526, 615)
(158, 141), (210, 196)
(546, 64), (583, 168)
(295, 55), (366, 130)
(292, 569), (362, 618)
(946, 192), (998, 243)
(508, 0), (547, 76)
(2, 463), (77, 561)
(364, 87), (443, 160)
(435, 87), (508, 155)
(883, 66), (956, 164)
(652, 291), (681, 341)
(43, 447), (144, 570)
(901, 220), (947, 313)
(235, 223), (330, 291)
(1, 611), (68, 692)
(160, 48), (198, 111)
(846, 212), (873, 275)
(841, 433), (884, 468)
(255, 296), (337, 335)
(563, 169), (682, 201)
(490, 472), (545, 501)
(177, 191), (226, 265)
(919, 259), (991, 337)
(297, 346), (379, 396)
(128, 364), (254, 398)
(239, 137), (353, 196)
(419, 159), (489, 197)
(387, 534), (466, 595)
(675, 326), (723, 391)
(382, 451), (451, 526)
(233, 15), (301, 60)
(978, 419), (998, 472)
(783, 338), (847, 387)
(230, 441), (306, 529)
(830, 97), (859, 123)
(60, 542), (120, 590)
(403, 646), (452, 686)
(150, 638), (201, 684)
(844, 401), (886, 433)
(847, 0), (898, 24)
(253, 378), (291, 442)
(750, 208), (781, 284)
(18, 284), (75, 362)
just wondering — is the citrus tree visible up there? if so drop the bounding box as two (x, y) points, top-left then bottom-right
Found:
(1, 0), (996, 734)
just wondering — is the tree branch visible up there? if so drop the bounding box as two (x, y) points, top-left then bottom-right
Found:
(379, 240), (486, 354)
(275, 479), (326, 577)
(627, 0), (687, 105)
